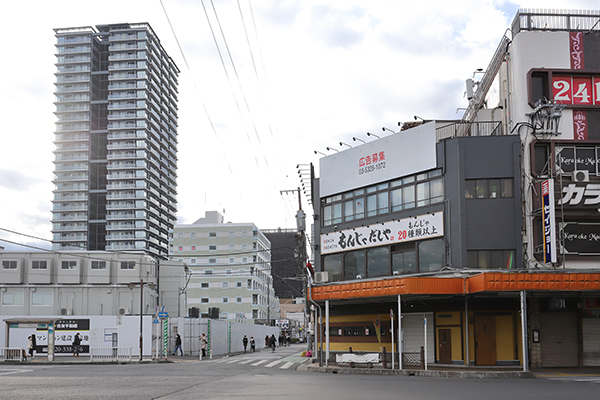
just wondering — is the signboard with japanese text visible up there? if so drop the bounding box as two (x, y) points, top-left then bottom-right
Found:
(556, 146), (600, 174)
(35, 319), (90, 354)
(319, 122), (437, 197)
(542, 180), (557, 264)
(320, 212), (443, 255)
(561, 222), (600, 255)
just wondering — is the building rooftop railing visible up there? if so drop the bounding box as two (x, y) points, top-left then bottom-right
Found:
(511, 9), (600, 36)
(436, 121), (502, 141)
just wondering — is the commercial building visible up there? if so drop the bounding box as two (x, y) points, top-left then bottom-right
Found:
(52, 23), (179, 259)
(170, 211), (280, 322)
(308, 9), (600, 369)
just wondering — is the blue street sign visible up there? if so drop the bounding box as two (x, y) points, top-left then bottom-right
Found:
(158, 312), (168, 318)
(153, 317), (159, 324)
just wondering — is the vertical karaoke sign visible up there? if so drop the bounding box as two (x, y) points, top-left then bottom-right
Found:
(542, 179), (557, 263)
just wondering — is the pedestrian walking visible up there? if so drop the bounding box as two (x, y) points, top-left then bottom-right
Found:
(27, 336), (34, 358)
(242, 335), (248, 353)
(265, 335), (269, 348)
(250, 336), (255, 352)
(199, 333), (207, 358)
(31, 334), (36, 358)
(72, 333), (81, 357)
(173, 334), (183, 356)
(286, 335), (291, 347)
(269, 334), (276, 352)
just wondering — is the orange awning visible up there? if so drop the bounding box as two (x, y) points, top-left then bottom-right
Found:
(309, 272), (600, 301)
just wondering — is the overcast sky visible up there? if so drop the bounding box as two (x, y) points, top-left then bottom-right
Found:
(0, 0), (597, 251)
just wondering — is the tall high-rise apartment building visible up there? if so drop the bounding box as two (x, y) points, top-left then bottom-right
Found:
(52, 23), (179, 259)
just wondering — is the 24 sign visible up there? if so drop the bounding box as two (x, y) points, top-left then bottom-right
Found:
(553, 75), (600, 105)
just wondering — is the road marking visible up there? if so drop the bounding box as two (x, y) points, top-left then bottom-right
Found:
(226, 359), (239, 364)
(0, 369), (33, 376)
(279, 362), (294, 369)
(251, 359), (267, 366)
(239, 359), (254, 364)
(264, 360), (282, 368)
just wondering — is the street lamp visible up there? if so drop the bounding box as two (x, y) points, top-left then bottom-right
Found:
(127, 280), (156, 361)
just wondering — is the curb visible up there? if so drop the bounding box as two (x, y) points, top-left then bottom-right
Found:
(305, 364), (535, 379)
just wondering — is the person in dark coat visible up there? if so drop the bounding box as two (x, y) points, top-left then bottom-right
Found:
(269, 334), (276, 352)
(250, 337), (255, 352)
(173, 334), (183, 356)
(73, 333), (81, 357)
(31, 334), (37, 358)
(265, 335), (269, 348)
(242, 335), (248, 353)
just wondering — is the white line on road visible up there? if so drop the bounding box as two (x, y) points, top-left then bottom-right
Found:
(0, 369), (33, 376)
(239, 359), (254, 364)
(279, 362), (294, 369)
(264, 360), (282, 368)
(251, 359), (268, 366)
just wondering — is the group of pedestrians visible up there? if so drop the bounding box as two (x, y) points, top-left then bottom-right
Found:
(173, 332), (290, 356)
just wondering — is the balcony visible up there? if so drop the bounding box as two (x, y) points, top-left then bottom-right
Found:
(435, 121), (503, 141)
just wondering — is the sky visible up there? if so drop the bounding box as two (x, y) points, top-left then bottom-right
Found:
(0, 0), (598, 251)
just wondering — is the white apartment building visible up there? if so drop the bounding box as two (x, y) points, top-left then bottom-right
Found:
(52, 23), (179, 258)
(170, 211), (280, 321)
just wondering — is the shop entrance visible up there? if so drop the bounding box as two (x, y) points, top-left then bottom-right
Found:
(438, 329), (452, 364)
(475, 315), (496, 366)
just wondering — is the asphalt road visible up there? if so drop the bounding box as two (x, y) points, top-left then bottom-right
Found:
(2, 345), (600, 399)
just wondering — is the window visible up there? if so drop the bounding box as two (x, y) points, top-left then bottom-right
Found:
(323, 253), (343, 282)
(120, 261), (135, 270)
(242, 257), (248, 263)
(222, 281), (229, 289)
(242, 244), (248, 251)
(392, 242), (416, 275)
(32, 292), (53, 306)
(201, 297), (209, 303)
(229, 244), (235, 251)
(190, 258), (197, 264)
(344, 250), (365, 280)
(252, 294), (258, 305)
(208, 245), (217, 251)
(236, 297), (243, 303)
(2, 292), (23, 305)
(191, 245), (196, 251)
(229, 257), (235, 264)
(178, 232), (184, 239)
(252, 309), (258, 319)
(222, 297), (229, 304)
(178, 246), (183, 251)
(209, 232), (217, 238)
(62, 260), (77, 270)
(418, 238), (444, 272)
(242, 230), (248, 237)
(32, 261), (48, 270)
(226, 269), (232, 275)
(367, 247), (389, 278)
(90, 261), (106, 270)
(322, 170), (442, 226)
(247, 279), (252, 289)
(191, 232), (197, 239)
(466, 178), (513, 199)
(201, 282), (209, 288)
(467, 250), (516, 269)
(229, 231), (235, 238)
(204, 270), (213, 275)
(208, 258), (217, 264)
(236, 281), (242, 288)
(2, 260), (17, 269)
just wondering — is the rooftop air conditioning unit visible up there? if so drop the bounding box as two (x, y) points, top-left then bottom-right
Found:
(118, 307), (130, 316)
(314, 271), (329, 284)
(60, 308), (69, 316)
(573, 170), (589, 182)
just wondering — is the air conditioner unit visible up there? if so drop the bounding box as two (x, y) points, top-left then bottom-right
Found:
(118, 307), (130, 316)
(314, 271), (329, 284)
(573, 170), (589, 182)
(60, 308), (69, 316)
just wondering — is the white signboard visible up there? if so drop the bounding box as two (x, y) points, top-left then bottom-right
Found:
(321, 212), (443, 254)
(319, 122), (437, 197)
